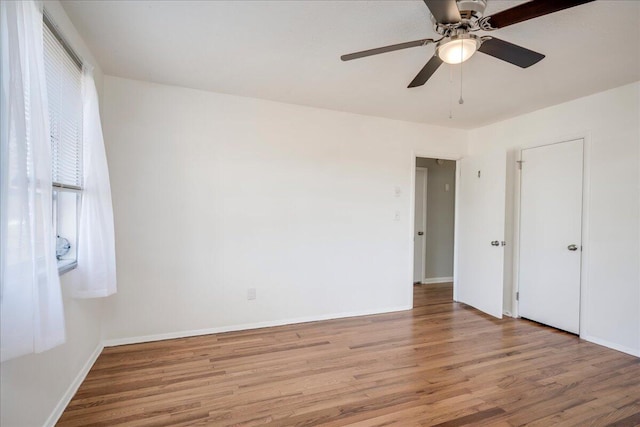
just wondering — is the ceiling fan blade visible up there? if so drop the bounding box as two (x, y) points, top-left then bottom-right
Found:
(478, 37), (545, 68)
(408, 54), (443, 88)
(341, 38), (434, 61)
(423, 0), (461, 24)
(480, 0), (595, 30)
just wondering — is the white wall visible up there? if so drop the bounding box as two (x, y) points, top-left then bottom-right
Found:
(469, 82), (640, 356)
(101, 76), (467, 343)
(416, 158), (456, 280)
(0, 2), (106, 426)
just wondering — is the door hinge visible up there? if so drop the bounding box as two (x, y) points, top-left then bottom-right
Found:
(516, 160), (524, 170)
(516, 291), (519, 301)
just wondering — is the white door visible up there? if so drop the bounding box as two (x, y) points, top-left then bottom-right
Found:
(413, 168), (427, 283)
(519, 139), (583, 334)
(457, 150), (507, 318)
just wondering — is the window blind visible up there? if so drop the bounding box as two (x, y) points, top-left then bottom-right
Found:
(43, 18), (83, 189)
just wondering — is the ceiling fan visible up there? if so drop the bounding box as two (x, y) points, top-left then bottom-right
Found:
(341, 0), (595, 88)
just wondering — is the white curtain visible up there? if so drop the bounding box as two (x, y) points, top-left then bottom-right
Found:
(72, 66), (117, 298)
(0, 0), (66, 362)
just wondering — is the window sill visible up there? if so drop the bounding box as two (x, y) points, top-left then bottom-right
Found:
(58, 259), (77, 275)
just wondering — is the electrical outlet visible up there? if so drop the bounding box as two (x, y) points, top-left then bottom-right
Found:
(247, 288), (256, 300)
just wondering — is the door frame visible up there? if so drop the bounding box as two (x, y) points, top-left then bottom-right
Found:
(410, 151), (462, 307)
(513, 135), (591, 337)
(414, 167), (428, 283)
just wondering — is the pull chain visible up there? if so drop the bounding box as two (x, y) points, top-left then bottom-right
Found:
(449, 65), (453, 119)
(459, 38), (464, 105)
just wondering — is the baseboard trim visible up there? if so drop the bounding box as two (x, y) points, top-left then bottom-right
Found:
(421, 276), (453, 285)
(103, 305), (412, 348)
(581, 334), (640, 357)
(45, 342), (104, 427)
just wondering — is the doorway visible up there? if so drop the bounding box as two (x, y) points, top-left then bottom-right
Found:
(413, 158), (456, 306)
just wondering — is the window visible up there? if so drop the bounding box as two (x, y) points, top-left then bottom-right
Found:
(43, 13), (83, 274)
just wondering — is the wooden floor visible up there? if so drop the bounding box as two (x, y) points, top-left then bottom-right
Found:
(58, 283), (640, 426)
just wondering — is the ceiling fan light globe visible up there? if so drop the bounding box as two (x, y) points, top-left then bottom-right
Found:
(438, 38), (478, 64)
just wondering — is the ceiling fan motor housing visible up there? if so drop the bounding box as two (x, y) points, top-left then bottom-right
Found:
(430, 0), (487, 35)
(456, 0), (487, 20)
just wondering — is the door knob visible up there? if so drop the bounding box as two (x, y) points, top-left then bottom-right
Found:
(491, 241), (500, 246)
(417, 231), (424, 236)
(567, 244), (578, 251)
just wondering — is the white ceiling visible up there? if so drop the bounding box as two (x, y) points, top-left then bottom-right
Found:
(61, 0), (640, 129)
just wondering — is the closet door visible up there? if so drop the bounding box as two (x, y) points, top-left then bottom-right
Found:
(519, 139), (584, 334)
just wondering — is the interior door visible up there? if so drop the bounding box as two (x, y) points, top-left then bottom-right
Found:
(519, 139), (583, 334)
(457, 150), (507, 318)
(413, 168), (427, 283)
